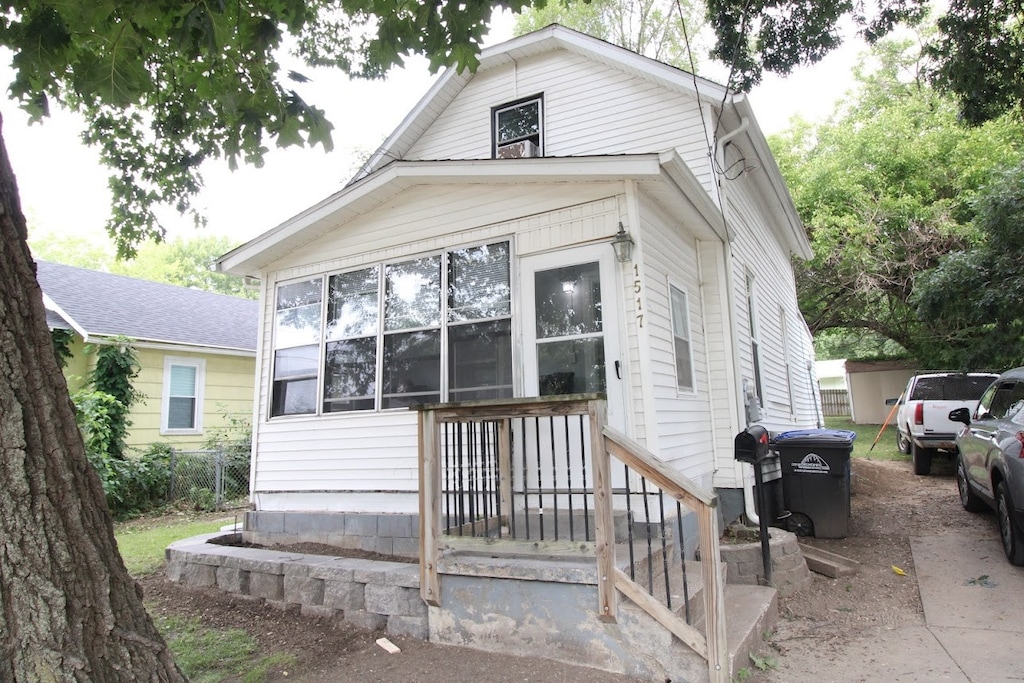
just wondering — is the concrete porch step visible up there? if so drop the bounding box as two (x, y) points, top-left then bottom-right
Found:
(722, 583), (778, 677)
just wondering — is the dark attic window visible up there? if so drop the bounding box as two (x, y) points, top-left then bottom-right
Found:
(492, 95), (543, 158)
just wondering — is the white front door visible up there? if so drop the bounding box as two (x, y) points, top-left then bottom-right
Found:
(521, 244), (626, 431)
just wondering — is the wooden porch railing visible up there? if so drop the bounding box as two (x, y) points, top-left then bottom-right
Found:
(417, 395), (729, 683)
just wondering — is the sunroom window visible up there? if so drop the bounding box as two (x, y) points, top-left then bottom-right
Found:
(492, 95), (543, 157)
(271, 277), (322, 417)
(269, 241), (512, 418)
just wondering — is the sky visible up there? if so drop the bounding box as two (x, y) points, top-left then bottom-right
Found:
(3, 11), (864, 250)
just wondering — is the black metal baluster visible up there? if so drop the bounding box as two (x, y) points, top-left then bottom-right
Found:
(550, 415), (559, 541)
(641, 475), (654, 593)
(564, 415), (575, 541)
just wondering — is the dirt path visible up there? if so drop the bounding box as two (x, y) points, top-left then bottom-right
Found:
(139, 456), (991, 682)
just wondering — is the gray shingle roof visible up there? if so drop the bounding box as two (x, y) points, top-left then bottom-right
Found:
(36, 260), (258, 352)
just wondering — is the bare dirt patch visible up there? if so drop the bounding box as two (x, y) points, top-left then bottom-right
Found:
(137, 455), (994, 682)
(753, 455), (996, 681)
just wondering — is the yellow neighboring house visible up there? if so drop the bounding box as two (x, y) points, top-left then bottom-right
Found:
(36, 260), (258, 452)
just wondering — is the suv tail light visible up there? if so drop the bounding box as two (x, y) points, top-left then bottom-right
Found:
(1016, 432), (1024, 456)
(915, 403), (924, 425)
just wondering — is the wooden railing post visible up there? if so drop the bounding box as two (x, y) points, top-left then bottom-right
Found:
(589, 399), (617, 623)
(418, 408), (441, 606)
(698, 504), (729, 683)
(498, 418), (512, 526)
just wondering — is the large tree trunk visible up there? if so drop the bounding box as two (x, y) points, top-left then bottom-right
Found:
(0, 115), (185, 680)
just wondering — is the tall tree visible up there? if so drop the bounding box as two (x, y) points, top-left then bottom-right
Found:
(913, 162), (1024, 369)
(705, 0), (1023, 123)
(771, 36), (1023, 360)
(514, 0), (708, 70)
(0, 1), (529, 679)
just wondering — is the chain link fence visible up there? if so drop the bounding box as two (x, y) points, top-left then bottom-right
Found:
(168, 448), (250, 511)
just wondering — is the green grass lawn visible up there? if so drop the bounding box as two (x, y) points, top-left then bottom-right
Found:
(115, 511), (294, 682)
(115, 515), (231, 576)
(823, 416), (908, 462)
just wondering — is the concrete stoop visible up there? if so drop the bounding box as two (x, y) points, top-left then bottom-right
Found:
(723, 584), (778, 677)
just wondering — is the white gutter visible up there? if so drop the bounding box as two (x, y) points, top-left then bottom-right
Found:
(714, 114), (761, 525)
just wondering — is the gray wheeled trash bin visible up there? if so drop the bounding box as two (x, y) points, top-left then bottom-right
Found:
(774, 429), (856, 539)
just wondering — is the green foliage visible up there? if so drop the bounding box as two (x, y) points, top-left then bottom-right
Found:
(704, 0), (1022, 124)
(3, 0), (534, 258)
(74, 386), (171, 517)
(771, 35), (1023, 363)
(49, 327), (75, 369)
(514, 0), (708, 70)
(88, 337), (142, 460)
(29, 232), (256, 299)
(912, 161), (1024, 369)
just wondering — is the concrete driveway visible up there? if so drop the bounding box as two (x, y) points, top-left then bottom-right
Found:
(910, 532), (1024, 682)
(766, 529), (1024, 682)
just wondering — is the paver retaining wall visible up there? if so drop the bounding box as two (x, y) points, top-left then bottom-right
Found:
(165, 533), (427, 639)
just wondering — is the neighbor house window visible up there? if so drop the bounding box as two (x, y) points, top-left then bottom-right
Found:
(492, 95), (543, 157)
(269, 241), (512, 418)
(669, 284), (694, 392)
(162, 357), (205, 433)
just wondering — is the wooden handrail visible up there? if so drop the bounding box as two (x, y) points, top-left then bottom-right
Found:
(418, 396), (728, 682)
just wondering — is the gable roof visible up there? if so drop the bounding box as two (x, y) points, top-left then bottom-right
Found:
(217, 24), (809, 275)
(355, 24), (730, 184)
(36, 260), (258, 353)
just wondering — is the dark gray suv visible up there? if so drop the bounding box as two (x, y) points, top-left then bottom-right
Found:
(949, 367), (1024, 566)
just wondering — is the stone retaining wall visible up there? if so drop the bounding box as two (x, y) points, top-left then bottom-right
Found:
(165, 533), (427, 639)
(243, 511), (420, 559)
(719, 528), (811, 596)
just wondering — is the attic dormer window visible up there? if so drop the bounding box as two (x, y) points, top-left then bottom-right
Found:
(493, 95), (543, 158)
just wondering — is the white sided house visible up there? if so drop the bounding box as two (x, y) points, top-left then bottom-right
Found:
(218, 25), (820, 544)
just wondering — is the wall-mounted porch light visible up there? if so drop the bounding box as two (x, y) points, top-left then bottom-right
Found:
(610, 223), (635, 263)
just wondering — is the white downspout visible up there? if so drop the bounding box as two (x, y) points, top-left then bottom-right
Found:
(715, 114), (760, 524)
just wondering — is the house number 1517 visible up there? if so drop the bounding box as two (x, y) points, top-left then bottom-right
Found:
(633, 264), (643, 328)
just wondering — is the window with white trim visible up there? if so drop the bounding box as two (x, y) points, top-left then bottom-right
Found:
(270, 241), (513, 418)
(745, 272), (763, 402)
(162, 357), (204, 433)
(779, 305), (794, 408)
(492, 95), (543, 157)
(669, 284), (695, 392)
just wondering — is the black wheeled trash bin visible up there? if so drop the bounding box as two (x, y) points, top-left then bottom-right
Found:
(774, 429), (856, 539)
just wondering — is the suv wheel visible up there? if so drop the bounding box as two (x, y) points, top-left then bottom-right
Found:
(896, 429), (911, 455)
(911, 442), (932, 476)
(956, 456), (985, 512)
(996, 482), (1024, 566)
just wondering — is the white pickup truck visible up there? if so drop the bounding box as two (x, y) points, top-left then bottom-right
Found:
(891, 372), (998, 475)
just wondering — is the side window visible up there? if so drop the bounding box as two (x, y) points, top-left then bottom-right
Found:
(669, 284), (694, 392)
(162, 357), (204, 433)
(745, 271), (762, 403)
(492, 95), (543, 158)
(271, 277), (323, 417)
(983, 382), (1018, 420)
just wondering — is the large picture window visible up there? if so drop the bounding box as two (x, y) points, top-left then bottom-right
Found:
(270, 241), (512, 418)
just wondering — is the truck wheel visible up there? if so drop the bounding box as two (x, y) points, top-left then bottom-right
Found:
(911, 442), (932, 475)
(997, 482), (1024, 566)
(896, 429), (911, 455)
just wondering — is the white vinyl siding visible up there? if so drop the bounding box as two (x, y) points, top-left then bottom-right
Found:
(162, 357), (204, 434)
(406, 50), (713, 190)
